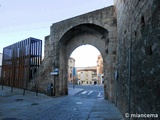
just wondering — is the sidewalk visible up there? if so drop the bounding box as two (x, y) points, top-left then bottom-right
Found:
(0, 85), (83, 97)
(88, 98), (124, 120)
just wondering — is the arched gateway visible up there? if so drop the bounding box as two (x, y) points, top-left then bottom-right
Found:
(29, 6), (117, 102)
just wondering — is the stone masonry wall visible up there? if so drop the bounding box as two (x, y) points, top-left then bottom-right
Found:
(114, 0), (160, 117)
(28, 36), (54, 93)
(49, 6), (117, 98)
(28, 6), (118, 99)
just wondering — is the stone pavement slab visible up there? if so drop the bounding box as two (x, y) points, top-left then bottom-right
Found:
(87, 98), (124, 120)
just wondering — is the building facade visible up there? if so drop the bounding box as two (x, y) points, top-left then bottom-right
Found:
(77, 67), (97, 85)
(68, 57), (75, 83)
(96, 54), (103, 84)
(1, 37), (42, 88)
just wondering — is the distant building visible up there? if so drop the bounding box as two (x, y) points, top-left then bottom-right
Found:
(77, 66), (97, 85)
(68, 57), (75, 83)
(97, 54), (103, 84)
(1, 37), (42, 88)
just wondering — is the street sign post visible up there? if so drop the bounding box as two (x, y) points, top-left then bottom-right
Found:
(72, 67), (76, 89)
(50, 72), (58, 75)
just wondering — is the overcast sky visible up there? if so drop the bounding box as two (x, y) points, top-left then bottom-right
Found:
(0, 0), (113, 67)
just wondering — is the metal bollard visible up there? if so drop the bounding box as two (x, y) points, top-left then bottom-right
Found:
(50, 83), (53, 96)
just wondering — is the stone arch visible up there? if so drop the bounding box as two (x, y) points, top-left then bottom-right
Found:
(59, 23), (108, 92)
(58, 23), (115, 101)
(29, 6), (117, 102)
(59, 23), (108, 58)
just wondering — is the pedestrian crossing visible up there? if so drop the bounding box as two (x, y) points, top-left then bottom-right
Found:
(97, 92), (103, 97)
(81, 91), (88, 94)
(78, 90), (104, 98)
(87, 91), (93, 95)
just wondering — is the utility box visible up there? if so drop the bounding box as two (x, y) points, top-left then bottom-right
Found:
(1, 37), (42, 88)
(47, 83), (53, 96)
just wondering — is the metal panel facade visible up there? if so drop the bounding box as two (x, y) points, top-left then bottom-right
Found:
(0, 53), (2, 81)
(1, 37), (42, 88)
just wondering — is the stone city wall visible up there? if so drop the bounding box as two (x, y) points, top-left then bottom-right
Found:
(114, 0), (160, 117)
(28, 6), (117, 99)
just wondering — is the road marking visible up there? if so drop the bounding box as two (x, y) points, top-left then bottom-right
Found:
(88, 91), (93, 95)
(81, 91), (87, 94)
(76, 102), (83, 104)
(97, 92), (101, 97)
(97, 92), (103, 97)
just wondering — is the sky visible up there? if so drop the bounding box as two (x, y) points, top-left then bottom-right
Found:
(0, 0), (113, 67)
(70, 44), (100, 67)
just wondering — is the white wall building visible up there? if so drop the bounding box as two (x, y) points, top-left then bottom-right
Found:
(77, 67), (97, 85)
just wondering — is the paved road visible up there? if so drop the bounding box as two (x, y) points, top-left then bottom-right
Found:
(0, 85), (124, 120)
(31, 85), (107, 120)
(73, 85), (104, 99)
(32, 85), (123, 120)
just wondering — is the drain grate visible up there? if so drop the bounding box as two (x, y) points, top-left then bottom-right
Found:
(15, 99), (24, 101)
(31, 103), (39, 105)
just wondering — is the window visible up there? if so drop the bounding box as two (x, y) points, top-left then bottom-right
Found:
(70, 73), (72, 78)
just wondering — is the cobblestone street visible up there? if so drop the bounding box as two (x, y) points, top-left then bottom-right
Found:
(0, 85), (124, 120)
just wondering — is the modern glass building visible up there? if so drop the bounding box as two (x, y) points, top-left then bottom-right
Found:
(1, 37), (42, 88)
(0, 53), (2, 82)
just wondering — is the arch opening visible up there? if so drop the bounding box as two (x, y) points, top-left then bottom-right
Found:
(58, 24), (109, 98)
(67, 44), (104, 98)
